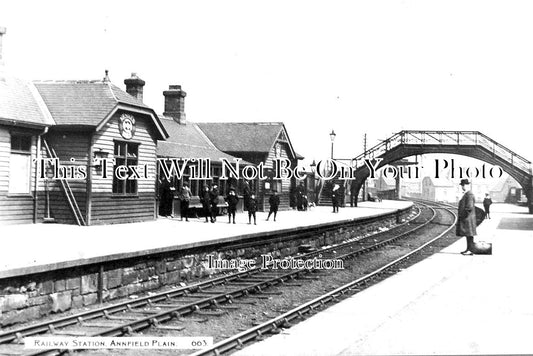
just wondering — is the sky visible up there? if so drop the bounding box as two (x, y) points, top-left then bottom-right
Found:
(1, 0), (532, 172)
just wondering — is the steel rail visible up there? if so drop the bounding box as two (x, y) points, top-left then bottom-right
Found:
(2, 205), (426, 356)
(190, 202), (457, 356)
(21, 206), (425, 355)
(0, 205), (418, 346)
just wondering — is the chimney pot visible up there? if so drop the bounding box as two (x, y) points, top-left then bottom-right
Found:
(124, 72), (146, 102)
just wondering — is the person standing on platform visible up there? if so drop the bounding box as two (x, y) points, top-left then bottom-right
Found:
(200, 185), (211, 223)
(296, 182), (305, 211)
(267, 191), (280, 221)
(210, 185), (219, 223)
(302, 195), (308, 211)
(242, 181), (251, 211)
(158, 177), (174, 218)
(332, 184), (340, 213)
(350, 181), (358, 207)
(483, 193), (493, 219)
(457, 179), (477, 255)
(248, 193), (258, 225)
(226, 187), (239, 224)
(179, 182), (191, 222)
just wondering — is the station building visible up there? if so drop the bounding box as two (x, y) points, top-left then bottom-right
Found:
(33, 74), (168, 225)
(0, 72), (54, 224)
(0, 27), (168, 225)
(197, 122), (303, 211)
(0, 71), (168, 226)
(153, 83), (250, 215)
(0, 28), (303, 224)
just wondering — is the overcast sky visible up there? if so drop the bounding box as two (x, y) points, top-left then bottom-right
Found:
(2, 0), (532, 172)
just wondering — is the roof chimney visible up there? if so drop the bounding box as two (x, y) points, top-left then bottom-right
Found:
(103, 69), (110, 83)
(163, 85), (187, 124)
(124, 72), (145, 102)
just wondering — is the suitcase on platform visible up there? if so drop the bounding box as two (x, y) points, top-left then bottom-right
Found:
(473, 241), (492, 255)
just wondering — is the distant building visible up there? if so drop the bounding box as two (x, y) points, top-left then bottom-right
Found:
(490, 175), (522, 203)
(367, 175), (396, 199)
(421, 177), (459, 203)
(401, 180), (422, 199)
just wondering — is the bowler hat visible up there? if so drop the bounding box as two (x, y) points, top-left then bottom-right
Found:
(459, 179), (470, 186)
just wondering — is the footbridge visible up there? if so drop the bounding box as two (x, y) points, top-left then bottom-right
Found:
(343, 131), (533, 213)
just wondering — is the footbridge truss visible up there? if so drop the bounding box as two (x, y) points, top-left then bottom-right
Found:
(346, 130), (533, 213)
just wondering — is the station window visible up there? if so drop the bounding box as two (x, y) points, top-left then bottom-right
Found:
(9, 134), (32, 194)
(113, 141), (139, 194)
(274, 180), (282, 193)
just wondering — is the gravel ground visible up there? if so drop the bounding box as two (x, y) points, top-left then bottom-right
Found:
(72, 207), (459, 356)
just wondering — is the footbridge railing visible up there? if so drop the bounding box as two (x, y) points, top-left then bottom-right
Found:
(352, 130), (532, 176)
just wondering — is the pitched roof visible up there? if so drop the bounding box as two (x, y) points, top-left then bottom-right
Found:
(157, 118), (244, 163)
(423, 176), (455, 187)
(490, 175), (519, 192)
(0, 75), (53, 127)
(197, 122), (284, 153)
(33, 81), (148, 126)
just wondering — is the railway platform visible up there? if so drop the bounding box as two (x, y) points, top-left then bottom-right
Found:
(0, 200), (411, 279)
(233, 203), (533, 356)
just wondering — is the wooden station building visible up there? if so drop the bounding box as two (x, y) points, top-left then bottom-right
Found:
(0, 28), (303, 224)
(155, 84), (250, 215)
(197, 122), (303, 211)
(0, 72), (54, 224)
(0, 61), (167, 224)
(32, 73), (168, 225)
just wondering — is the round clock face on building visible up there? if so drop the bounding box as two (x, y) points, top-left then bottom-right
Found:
(119, 114), (136, 140)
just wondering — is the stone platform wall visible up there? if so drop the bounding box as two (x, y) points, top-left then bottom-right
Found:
(0, 207), (413, 326)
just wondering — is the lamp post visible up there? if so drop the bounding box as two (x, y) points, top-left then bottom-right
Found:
(329, 130), (336, 159)
(310, 159), (319, 205)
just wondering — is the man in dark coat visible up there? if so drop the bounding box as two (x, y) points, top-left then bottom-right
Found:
(483, 193), (493, 219)
(225, 187), (239, 224)
(158, 178), (173, 217)
(248, 193), (258, 225)
(296, 182), (305, 211)
(209, 185), (219, 223)
(200, 185), (211, 223)
(242, 181), (251, 211)
(267, 191), (280, 221)
(331, 184), (340, 213)
(457, 179), (477, 255)
(350, 180), (358, 207)
(179, 182), (191, 222)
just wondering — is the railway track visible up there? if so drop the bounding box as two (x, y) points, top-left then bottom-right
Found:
(0, 201), (456, 356)
(189, 201), (458, 356)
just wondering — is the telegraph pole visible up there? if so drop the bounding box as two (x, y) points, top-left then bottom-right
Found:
(363, 133), (367, 201)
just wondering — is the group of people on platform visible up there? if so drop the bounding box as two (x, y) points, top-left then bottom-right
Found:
(196, 184), (262, 225)
(158, 178), (281, 225)
(294, 182), (310, 211)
